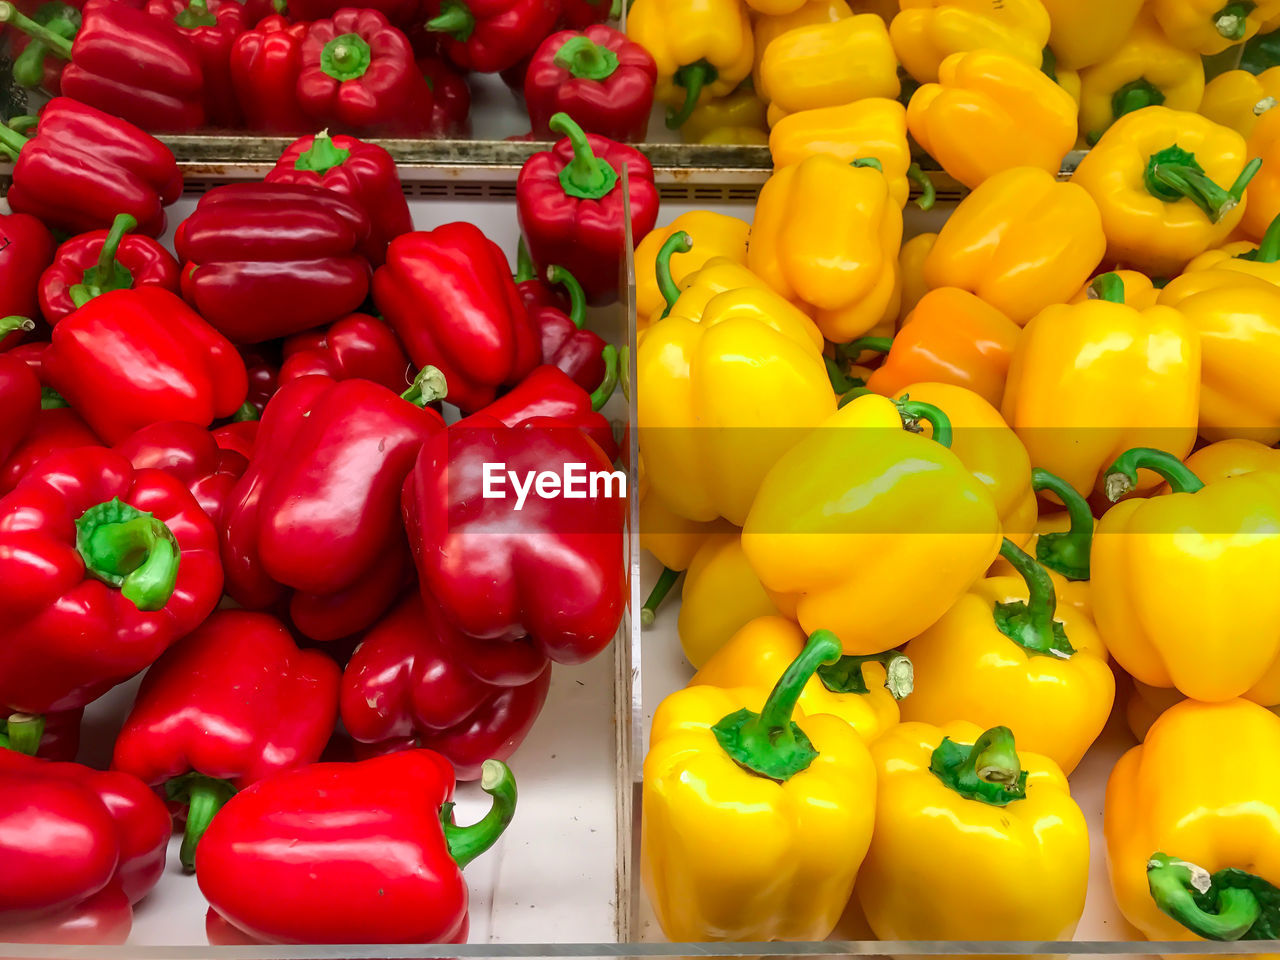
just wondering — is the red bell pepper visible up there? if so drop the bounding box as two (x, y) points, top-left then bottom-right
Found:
(517, 112), (659, 304)
(419, 55), (471, 136)
(0, 354), (41, 468)
(0, 750), (171, 906)
(0, 404), (102, 495)
(403, 414), (626, 664)
(213, 420), (257, 462)
(532, 265), (614, 394)
(280, 313), (412, 393)
(42, 287), (248, 443)
(196, 750), (516, 944)
(0, 213), (55, 349)
(38, 213), (180, 324)
(298, 9), (431, 134)
(266, 131), (413, 266)
(0, 447), (223, 715)
(525, 27), (655, 141)
(373, 222), (541, 412)
(175, 183), (373, 343)
(558, 0), (609, 29)
(145, 0), (246, 129)
(423, 0), (557, 73)
(0, 882), (131, 945)
(112, 609), (340, 871)
(0, 98), (183, 237)
(0, 708), (82, 761)
(477, 362), (617, 460)
(514, 236), (569, 313)
(114, 421), (251, 528)
(287, 0), (418, 26)
(9, 1), (80, 95)
(230, 15), (311, 133)
(0, 0), (206, 131)
(235, 346), (280, 421)
(340, 593), (551, 780)
(288, 543), (414, 643)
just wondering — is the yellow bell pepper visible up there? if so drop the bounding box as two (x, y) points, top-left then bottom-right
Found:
(848, 0), (893, 17)
(747, 153), (902, 342)
(752, 0), (850, 92)
(1151, 0), (1280, 56)
(1106, 698), (1280, 944)
(757, 14), (899, 126)
(1184, 211), (1280, 285)
(1181, 437), (1280, 485)
(1002, 272), (1200, 498)
(638, 242), (836, 527)
(678, 533), (780, 667)
(742, 393), (1002, 654)
(626, 0), (753, 129)
(1040, 47), (1080, 107)
(1158, 269), (1280, 443)
(907, 50), (1078, 189)
(692, 615), (909, 742)
(1124, 678), (1184, 741)
(1041, 0), (1143, 70)
(1070, 269), (1161, 309)
(1077, 12), (1206, 145)
(1092, 447), (1280, 703)
(641, 630), (877, 941)
(897, 231), (936, 322)
(901, 536), (1113, 775)
(769, 99), (934, 209)
(1242, 107), (1280, 242)
(680, 82), (769, 144)
(923, 166), (1106, 325)
(638, 476), (735, 573)
(1071, 106), (1261, 276)
(857, 721), (1089, 940)
(1200, 67), (1280, 139)
(633, 214), (750, 326)
(890, 0), (1051, 84)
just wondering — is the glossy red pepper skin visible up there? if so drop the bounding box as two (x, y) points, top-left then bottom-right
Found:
(175, 183), (373, 343)
(280, 313), (412, 392)
(517, 119), (658, 303)
(478, 363), (617, 460)
(341, 593), (551, 779)
(229, 15), (310, 133)
(0, 750), (171, 906)
(0, 213), (56, 348)
(0, 447), (223, 714)
(557, 0), (607, 28)
(237, 346), (280, 420)
(514, 238), (570, 314)
(288, 543), (414, 643)
(373, 223), (540, 412)
(288, 0), (417, 25)
(423, 0), (557, 72)
(266, 132), (413, 266)
(418, 56), (471, 136)
(527, 268), (609, 393)
(0, 98), (183, 237)
(298, 9), (431, 134)
(38, 221), (180, 324)
(7, 708), (84, 761)
(0, 405), (102, 495)
(0, 882), (131, 945)
(525, 27), (655, 141)
(196, 750), (514, 944)
(114, 421), (250, 528)
(403, 414), (625, 664)
(0, 355), (41, 467)
(145, 0), (246, 129)
(212, 420), (257, 461)
(58, 0), (206, 131)
(43, 288), (248, 443)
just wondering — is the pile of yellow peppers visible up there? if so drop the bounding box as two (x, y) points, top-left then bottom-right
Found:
(631, 0), (1280, 947)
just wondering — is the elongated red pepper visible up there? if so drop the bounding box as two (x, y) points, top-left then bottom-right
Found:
(196, 750), (516, 943)
(0, 447), (223, 715)
(0, 708), (82, 761)
(145, 0), (246, 129)
(42, 287), (248, 443)
(114, 421), (250, 528)
(0, 213), (55, 348)
(280, 313), (412, 392)
(266, 131), (413, 266)
(8, 1), (80, 95)
(38, 214), (180, 324)
(476, 362), (617, 460)
(230, 15), (310, 133)
(0, 403), (102, 495)
(112, 610), (340, 872)
(423, 0), (557, 72)
(0, 0), (206, 131)
(530, 265), (614, 394)
(0, 354), (41, 468)
(373, 222), (541, 412)
(525, 27), (655, 141)
(0, 98), (183, 237)
(419, 55), (471, 136)
(0, 882), (131, 945)
(517, 112), (659, 303)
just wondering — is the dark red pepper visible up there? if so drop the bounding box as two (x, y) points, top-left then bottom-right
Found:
(0, 98), (182, 237)
(418, 55), (471, 136)
(557, 0), (609, 29)
(0, 212), (55, 352)
(114, 420), (251, 528)
(286, 0), (418, 27)
(229, 15), (311, 133)
(8, 1), (81, 95)
(266, 131), (413, 266)
(517, 112), (659, 303)
(145, 0), (247, 129)
(530, 264), (613, 394)
(0, 882), (131, 945)
(38, 213), (180, 324)
(280, 313), (412, 393)
(235, 345), (280, 421)
(422, 0), (557, 73)
(525, 26), (655, 141)
(175, 182), (373, 343)
(513, 235), (569, 313)
(476, 362), (617, 460)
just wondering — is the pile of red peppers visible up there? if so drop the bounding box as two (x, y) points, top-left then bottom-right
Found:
(0, 97), (646, 945)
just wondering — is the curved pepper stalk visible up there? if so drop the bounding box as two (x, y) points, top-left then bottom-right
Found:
(70, 213), (139, 309)
(1104, 446), (1206, 502)
(442, 759), (518, 869)
(0, 713), (45, 755)
(654, 231), (692, 319)
(75, 497), (181, 611)
(893, 395), (953, 448)
(817, 649), (914, 701)
(425, 0), (476, 42)
(552, 35), (618, 81)
(589, 344), (618, 411)
(666, 60), (717, 130)
(1147, 851), (1280, 941)
(0, 2), (76, 60)
(993, 538), (1076, 659)
(1237, 212), (1280, 264)
(929, 724), (1027, 806)
(641, 566), (680, 627)
(549, 112), (618, 200)
(1144, 145), (1262, 224)
(1030, 468), (1093, 581)
(167, 772), (237, 874)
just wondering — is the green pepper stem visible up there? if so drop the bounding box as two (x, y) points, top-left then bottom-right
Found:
(1215, 2), (1256, 41)
(0, 120), (30, 157)
(0, 2), (74, 57)
(1104, 447), (1205, 501)
(1111, 78), (1166, 123)
(929, 725), (1028, 805)
(817, 650), (913, 700)
(824, 356), (862, 395)
(173, 0), (217, 28)
(5, 714), (44, 756)
(71, 212), (137, 308)
(442, 759), (517, 869)
(166, 774), (236, 874)
(851, 157), (884, 172)
(839, 336), (893, 359)
(907, 162), (935, 210)
(1146, 145), (1260, 223)
(0, 316), (34, 337)
(994, 537), (1072, 657)
(40, 387), (67, 410)
(1251, 212), (1280, 263)
(552, 35), (618, 81)
(400, 365), (448, 407)
(231, 401), (259, 422)
(666, 61), (716, 129)
(75, 498), (181, 611)
(294, 129), (351, 173)
(640, 566), (680, 627)
(6, 115), (37, 134)
(1090, 272), (1126, 303)
(589, 345), (618, 411)
(13, 43), (50, 88)
(895, 396), (953, 448)
(1147, 852), (1261, 941)
(546, 265), (586, 329)
(1030, 468), (1092, 581)
(655, 231), (692, 318)
(515, 237), (537, 283)
(425, 0), (474, 41)
(320, 32), (372, 82)
(549, 112), (619, 200)
(94, 213), (136, 279)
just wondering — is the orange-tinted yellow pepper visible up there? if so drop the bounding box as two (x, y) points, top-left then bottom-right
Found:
(678, 533), (780, 667)
(897, 230), (935, 322)
(742, 393), (1002, 654)
(633, 214), (750, 325)
(747, 152), (901, 342)
(924, 166), (1106, 324)
(1200, 67), (1280, 139)
(1241, 108), (1280, 242)
(907, 49), (1078, 189)
(1001, 272), (1200, 497)
(1092, 447), (1280, 703)
(1106, 698), (1280, 944)
(642, 631), (877, 941)
(1041, 0), (1143, 70)
(1070, 269), (1161, 309)
(1072, 106), (1260, 275)
(692, 615), (909, 741)
(890, 0), (1051, 84)
(679, 84), (769, 144)
(752, 0), (850, 92)
(1151, 0), (1280, 56)
(857, 721), (1089, 940)
(758, 14), (899, 126)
